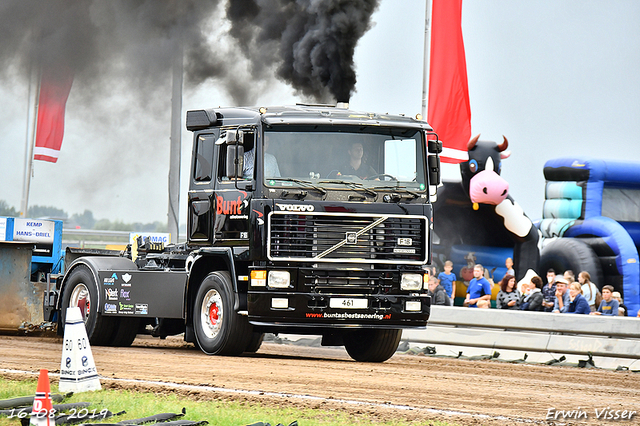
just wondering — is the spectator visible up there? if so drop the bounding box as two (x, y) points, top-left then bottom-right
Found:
(566, 282), (591, 314)
(437, 260), (456, 306)
(591, 285), (619, 316)
(517, 269), (539, 294)
(496, 274), (521, 310)
(427, 276), (451, 306)
(612, 291), (627, 316)
(505, 257), (515, 277)
(578, 271), (600, 312)
(541, 269), (557, 312)
(520, 276), (544, 311)
(563, 269), (575, 284)
(477, 299), (491, 309)
(424, 265), (437, 279)
(464, 264), (492, 308)
(552, 277), (571, 313)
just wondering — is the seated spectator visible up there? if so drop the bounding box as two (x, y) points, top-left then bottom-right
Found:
(552, 277), (571, 313)
(520, 276), (544, 311)
(591, 285), (619, 316)
(477, 299), (491, 309)
(427, 276), (451, 306)
(563, 269), (575, 284)
(541, 269), (557, 312)
(496, 274), (521, 310)
(612, 291), (627, 316)
(464, 264), (492, 308)
(566, 282), (591, 314)
(517, 269), (539, 294)
(578, 271), (600, 312)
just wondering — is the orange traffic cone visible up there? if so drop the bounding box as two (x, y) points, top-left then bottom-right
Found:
(30, 369), (54, 426)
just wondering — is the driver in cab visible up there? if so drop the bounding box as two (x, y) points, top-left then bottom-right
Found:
(341, 142), (376, 179)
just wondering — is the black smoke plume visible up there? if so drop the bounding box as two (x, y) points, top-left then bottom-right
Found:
(0, 0), (380, 104)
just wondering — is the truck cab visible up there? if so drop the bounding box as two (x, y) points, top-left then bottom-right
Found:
(56, 104), (441, 362)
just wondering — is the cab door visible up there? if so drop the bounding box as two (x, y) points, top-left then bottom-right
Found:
(213, 130), (254, 243)
(187, 132), (218, 244)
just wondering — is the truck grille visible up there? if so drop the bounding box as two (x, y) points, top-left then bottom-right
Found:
(267, 212), (427, 264)
(301, 268), (395, 295)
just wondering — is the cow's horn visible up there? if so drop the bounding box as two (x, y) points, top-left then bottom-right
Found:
(467, 134), (480, 151)
(497, 135), (509, 152)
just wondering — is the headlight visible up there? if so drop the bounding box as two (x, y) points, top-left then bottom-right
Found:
(401, 273), (423, 291)
(268, 270), (290, 288)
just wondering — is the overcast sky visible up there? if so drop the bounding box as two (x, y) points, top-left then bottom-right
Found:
(1, 0), (639, 234)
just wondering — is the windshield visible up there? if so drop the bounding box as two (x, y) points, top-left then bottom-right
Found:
(259, 126), (427, 191)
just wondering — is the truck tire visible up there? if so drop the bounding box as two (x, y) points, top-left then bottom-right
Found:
(539, 238), (604, 286)
(244, 332), (264, 353)
(193, 271), (253, 355)
(108, 318), (140, 347)
(60, 265), (117, 346)
(343, 328), (402, 362)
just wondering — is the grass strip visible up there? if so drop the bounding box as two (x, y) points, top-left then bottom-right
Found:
(0, 377), (456, 426)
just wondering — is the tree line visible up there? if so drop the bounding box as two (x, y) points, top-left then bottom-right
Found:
(0, 200), (167, 232)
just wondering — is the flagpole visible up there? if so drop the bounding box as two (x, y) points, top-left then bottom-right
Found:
(421, 0), (433, 119)
(167, 35), (183, 243)
(20, 64), (40, 218)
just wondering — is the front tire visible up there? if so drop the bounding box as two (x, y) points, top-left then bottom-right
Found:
(109, 317), (140, 347)
(193, 271), (253, 355)
(60, 265), (117, 346)
(244, 332), (265, 353)
(344, 329), (402, 362)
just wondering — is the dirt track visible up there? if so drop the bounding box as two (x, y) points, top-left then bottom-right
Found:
(1, 334), (639, 425)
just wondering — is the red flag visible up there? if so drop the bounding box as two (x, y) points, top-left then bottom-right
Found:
(427, 0), (471, 164)
(34, 71), (74, 163)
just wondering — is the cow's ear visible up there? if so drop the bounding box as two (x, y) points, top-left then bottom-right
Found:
(500, 150), (511, 159)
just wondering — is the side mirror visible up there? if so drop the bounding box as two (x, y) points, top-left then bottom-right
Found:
(225, 130), (244, 179)
(428, 140), (442, 154)
(428, 155), (440, 186)
(226, 144), (244, 179)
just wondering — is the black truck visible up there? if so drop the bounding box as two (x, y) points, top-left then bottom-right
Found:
(53, 104), (442, 362)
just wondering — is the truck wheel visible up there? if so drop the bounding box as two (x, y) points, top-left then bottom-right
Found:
(343, 329), (402, 362)
(60, 265), (117, 346)
(244, 332), (265, 353)
(539, 238), (604, 286)
(193, 271), (252, 355)
(108, 318), (140, 347)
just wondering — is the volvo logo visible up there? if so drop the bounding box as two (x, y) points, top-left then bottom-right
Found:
(276, 203), (315, 212)
(346, 232), (357, 244)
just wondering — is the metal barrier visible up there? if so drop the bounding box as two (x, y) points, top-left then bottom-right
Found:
(62, 228), (131, 249)
(402, 306), (640, 361)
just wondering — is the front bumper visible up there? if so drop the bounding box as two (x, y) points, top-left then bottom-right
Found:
(246, 266), (431, 328)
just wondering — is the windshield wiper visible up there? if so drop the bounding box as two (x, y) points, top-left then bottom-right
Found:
(269, 177), (327, 196)
(372, 185), (420, 201)
(318, 179), (377, 197)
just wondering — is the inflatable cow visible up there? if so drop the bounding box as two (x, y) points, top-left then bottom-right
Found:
(432, 135), (539, 282)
